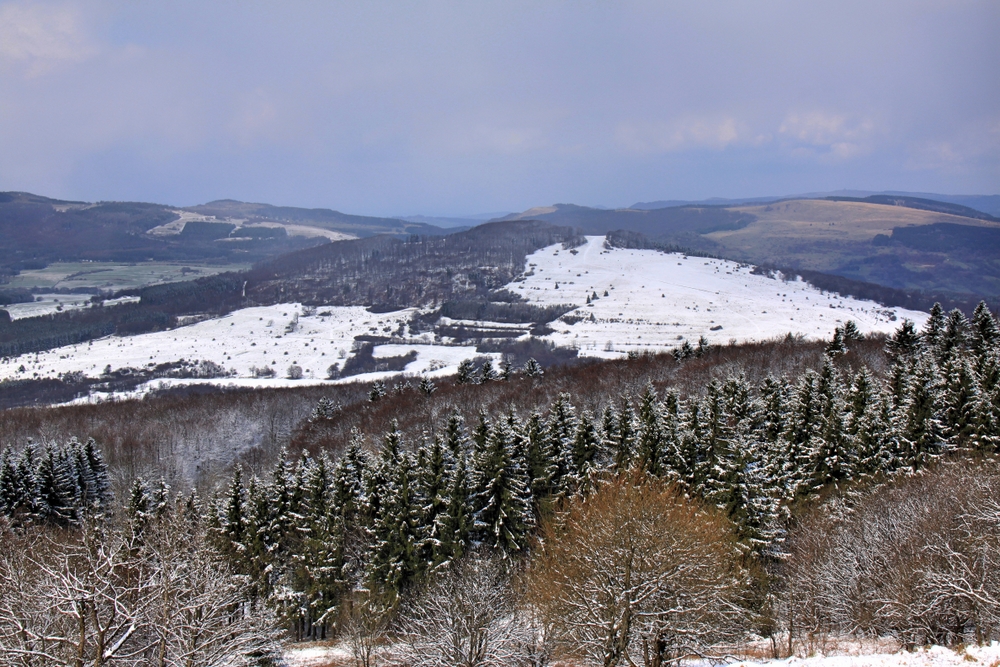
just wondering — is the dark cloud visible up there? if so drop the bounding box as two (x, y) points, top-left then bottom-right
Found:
(0, 1), (996, 215)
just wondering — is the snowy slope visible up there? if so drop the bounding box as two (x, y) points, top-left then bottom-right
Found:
(1, 236), (930, 396)
(513, 237), (928, 357)
(0, 303), (496, 398)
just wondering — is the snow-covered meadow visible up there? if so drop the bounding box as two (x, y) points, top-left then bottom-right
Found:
(1, 236), (930, 399)
(3, 294), (139, 320)
(515, 236), (927, 357)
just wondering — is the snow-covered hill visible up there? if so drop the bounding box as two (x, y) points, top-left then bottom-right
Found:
(0, 237), (929, 399)
(518, 236), (926, 358)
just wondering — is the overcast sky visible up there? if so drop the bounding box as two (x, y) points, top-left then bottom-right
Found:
(0, 1), (997, 216)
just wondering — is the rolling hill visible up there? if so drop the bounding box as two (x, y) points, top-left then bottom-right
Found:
(500, 196), (1000, 298)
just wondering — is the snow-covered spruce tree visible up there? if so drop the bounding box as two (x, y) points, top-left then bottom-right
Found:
(522, 357), (543, 378)
(971, 301), (1000, 362)
(456, 358), (476, 384)
(524, 411), (551, 507)
(696, 380), (740, 510)
(897, 354), (947, 469)
(845, 367), (898, 476)
(781, 370), (825, 498)
(34, 444), (79, 527)
(610, 394), (638, 473)
(886, 318), (921, 361)
(213, 465), (247, 566)
(479, 358), (497, 383)
(368, 431), (422, 604)
(434, 452), (473, 567)
(659, 389), (690, 485)
(922, 302), (947, 352)
(470, 416), (534, 554)
(80, 437), (111, 510)
(569, 410), (602, 491)
(938, 308), (971, 365)
(311, 397), (339, 421)
(416, 436), (453, 570)
(541, 393), (577, 500)
(0, 448), (17, 517)
(368, 379), (387, 402)
(808, 357), (853, 490)
(940, 355), (987, 449)
(418, 375), (436, 396)
(636, 383), (668, 478)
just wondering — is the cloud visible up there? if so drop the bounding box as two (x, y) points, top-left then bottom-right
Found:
(778, 111), (875, 161)
(617, 116), (763, 154)
(0, 2), (97, 76)
(905, 117), (1000, 172)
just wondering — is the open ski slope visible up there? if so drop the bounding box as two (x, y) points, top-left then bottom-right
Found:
(0, 236), (930, 397)
(517, 237), (927, 358)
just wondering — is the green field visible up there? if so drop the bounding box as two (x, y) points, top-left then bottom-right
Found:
(6, 261), (251, 292)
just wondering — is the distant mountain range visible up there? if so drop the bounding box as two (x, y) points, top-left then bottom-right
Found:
(4, 187), (1000, 308)
(0, 191), (451, 274)
(631, 190), (1000, 217)
(497, 192), (1000, 299)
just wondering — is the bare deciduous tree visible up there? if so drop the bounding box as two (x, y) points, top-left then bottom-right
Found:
(395, 553), (528, 667)
(526, 474), (748, 667)
(0, 510), (280, 667)
(784, 459), (1000, 651)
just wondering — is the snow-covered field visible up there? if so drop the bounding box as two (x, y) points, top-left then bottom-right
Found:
(3, 294), (139, 320)
(1, 236), (930, 399)
(518, 237), (927, 358)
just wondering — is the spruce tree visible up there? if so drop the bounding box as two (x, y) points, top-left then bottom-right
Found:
(34, 444), (78, 526)
(810, 357), (851, 489)
(368, 451), (421, 603)
(611, 394), (637, 472)
(479, 358), (497, 383)
(82, 437), (111, 509)
(434, 452), (472, 567)
(470, 417), (534, 553)
(636, 383), (666, 477)
(569, 411), (601, 489)
(898, 355), (946, 469)
(971, 301), (1000, 361)
(416, 437), (452, 569)
(886, 319), (920, 361)
(922, 302), (947, 352)
(0, 447), (22, 517)
(542, 393), (577, 498)
(938, 308), (970, 364)
(456, 358), (476, 384)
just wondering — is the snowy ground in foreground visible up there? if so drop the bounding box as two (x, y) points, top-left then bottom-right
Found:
(732, 642), (1000, 667)
(280, 641), (1000, 667)
(1, 236), (931, 399)
(519, 237), (929, 358)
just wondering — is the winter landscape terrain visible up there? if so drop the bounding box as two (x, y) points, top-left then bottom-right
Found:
(0, 237), (926, 402)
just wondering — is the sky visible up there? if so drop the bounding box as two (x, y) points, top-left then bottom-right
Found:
(0, 1), (997, 217)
